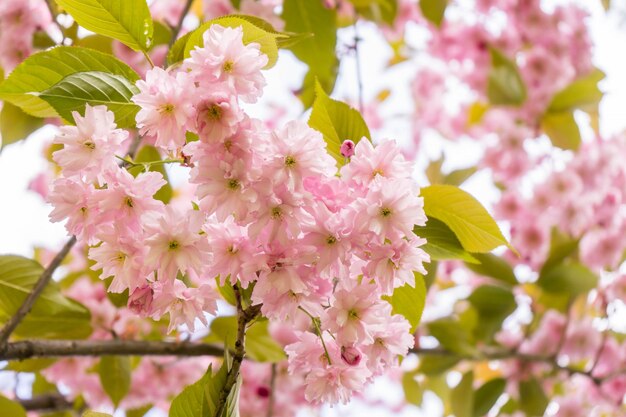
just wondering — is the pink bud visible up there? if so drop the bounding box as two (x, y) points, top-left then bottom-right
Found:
(256, 386), (271, 398)
(340, 140), (355, 158)
(341, 346), (362, 366)
(128, 285), (154, 316)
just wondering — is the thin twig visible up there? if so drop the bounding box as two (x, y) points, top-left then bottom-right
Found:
(410, 347), (618, 384)
(168, 0), (194, 49)
(266, 363), (277, 417)
(0, 236), (77, 350)
(353, 19), (364, 113)
(0, 339), (225, 360)
(214, 286), (261, 417)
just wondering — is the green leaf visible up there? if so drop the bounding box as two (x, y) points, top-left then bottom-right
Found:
(205, 317), (286, 362)
(417, 354), (460, 375)
(38, 71), (140, 128)
(76, 34), (113, 54)
(127, 145), (173, 203)
(98, 356), (131, 407)
(308, 80), (371, 166)
(0, 102), (44, 148)
(451, 371), (474, 417)
(473, 378), (505, 417)
(170, 366), (213, 417)
(0, 46), (139, 118)
(0, 255), (92, 339)
(420, 184), (511, 253)
(468, 285), (516, 341)
(383, 274), (426, 332)
(419, 0), (448, 27)
(464, 253), (517, 285)
(519, 378), (549, 416)
(55, 0), (153, 51)
(178, 15), (288, 69)
(350, 0), (398, 25)
(427, 319), (477, 356)
(444, 166), (477, 186)
(415, 218), (479, 263)
(126, 406), (153, 417)
(540, 231), (579, 275)
(487, 48), (526, 106)
(6, 358), (56, 372)
(0, 394), (27, 417)
(548, 69), (605, 113)
(402, 370), (423, 406)
(536, 262), (598, 297)
(83, 412), (113, 417)
(167, 31), (192, 66)
(540, 111), (581, 151)
(282, 0), (338, 107)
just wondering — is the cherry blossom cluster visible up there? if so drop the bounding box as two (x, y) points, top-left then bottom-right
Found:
(0, 0), (50, 71)
(46, 23), (430, 405)
(495, 136), (626, 271)
(408, 0), (593, 183)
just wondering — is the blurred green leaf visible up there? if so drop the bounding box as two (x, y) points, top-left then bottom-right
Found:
(487, 48), (526, 106)
(99, 356), (131, 407)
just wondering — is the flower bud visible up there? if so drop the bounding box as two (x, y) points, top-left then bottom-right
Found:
(340, 140), (355, 158)
(128, 285), (154, 316)
(341, 346), (362, 366)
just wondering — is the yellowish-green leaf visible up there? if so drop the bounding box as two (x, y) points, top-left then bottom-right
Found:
(420, 0), (448, 27)
(0, 394), (26, 417)
(0, 46), (139, 118)
(451, 371), (474, 417)
(56, 0), (153, 51)
(383, 273), (427, 332)
(37, 71), (140, 128)
(415, 218), (479, 264)
(548, 68), (605, 113)
(0, 255), (92, 339)
(308, 80), (371, 166)
(420, 184), (511, 253)
(83, 412), (113, 417)
(282, 0), (338, 107)
(0, 102), (44, 148)
(541, 111), (581, 151)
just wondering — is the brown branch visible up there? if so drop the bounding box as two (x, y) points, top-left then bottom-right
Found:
(214, 285), (261, 417)
(0, 339), (224, 361)
(19, 393), (74, 412)
(410, 347), (620, 384)
(0, 236), (77, 350)
(266, 363), (277, 417)
(168, 0), (194, 49)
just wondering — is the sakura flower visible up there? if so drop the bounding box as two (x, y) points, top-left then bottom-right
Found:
(48, 177), (99, 244)
(132, 67), (196, 150)
(194, 90), (244, 142)
(186, 24), (268, 102)
(89, 227), (149, 293)
(363, 236), (429, 295)
(267, 121), (337, 191)
(144, 207), (210, 281)
(354, 177), (427, 242)
(150, 280), (217, 333)
(340, 139), (412, 187)
(204, 217), (258, 288)
(95, 168), (166, 231)
(52, 105), (128, 182)
(304, 352), (372, 404)
(323, 283), (382, 345)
